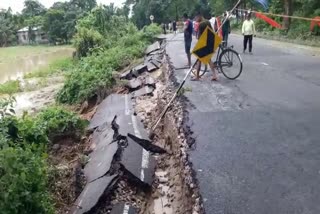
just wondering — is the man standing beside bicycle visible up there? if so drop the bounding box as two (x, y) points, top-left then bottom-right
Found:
(192, 13), (219, 81)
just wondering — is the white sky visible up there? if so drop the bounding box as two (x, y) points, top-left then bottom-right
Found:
(0, 0), (126, 13)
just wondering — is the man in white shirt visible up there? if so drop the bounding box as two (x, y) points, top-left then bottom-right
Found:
(242, 13), (256, 54)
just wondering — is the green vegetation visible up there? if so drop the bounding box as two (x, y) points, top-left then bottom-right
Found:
(24, 57), (73, 78)
(0, 96), (87, 213)
(0, 80), (21, 95)
(0, 145), (54, 214)
(56, 8), (161, 104)
(0, 1), (163, 212)
(129, 0), (319, 43)
(35, 106), (88, 141)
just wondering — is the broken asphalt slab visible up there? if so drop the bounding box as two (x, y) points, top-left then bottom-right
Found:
(144, 76), (156, 87)
(120, 70), (134, 80)
(147, 62), (157, 72)
(111, 204), (135, 214)
(145, 41), (160, 55)
(73, 94), (156, 214)
(126, 78), (143, 91)
(71, 174), (118, 214)
(133, 86), (154, 97)
(89, 94), (132, 129)
(133, 64), (148, 74)
(84, 123), (118, 182)
(89, 94), (154, 183)
(151, 59), (161, 69)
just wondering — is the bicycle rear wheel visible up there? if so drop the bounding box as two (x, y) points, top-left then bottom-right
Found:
(191, 60), (208, 77)
(218, 49), (243, 80)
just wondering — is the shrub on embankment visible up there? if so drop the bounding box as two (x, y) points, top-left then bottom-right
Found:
(56, 7), (161, 104)
(0, 97), (87, 213)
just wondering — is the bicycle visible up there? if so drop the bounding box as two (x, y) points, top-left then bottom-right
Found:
(192, 42), (243, 80)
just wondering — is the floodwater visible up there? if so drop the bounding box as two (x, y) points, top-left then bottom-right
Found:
(0, 48), (73, 83)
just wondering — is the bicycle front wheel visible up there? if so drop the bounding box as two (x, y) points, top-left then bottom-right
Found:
(218, 49), (243, 80)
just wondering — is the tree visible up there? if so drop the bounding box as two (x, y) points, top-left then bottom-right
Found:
(0, 9), (17, 46)
(22, 0), (46, 18)
(43, 9), (65, 44)
(70, 0), (97, 12)
(283, 0), (293, 30)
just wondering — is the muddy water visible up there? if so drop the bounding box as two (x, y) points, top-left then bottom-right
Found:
(0, 48), (73, 83)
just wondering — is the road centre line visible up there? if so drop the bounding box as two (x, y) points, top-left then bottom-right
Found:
(123, 115), (150, 214)
(125, 94), (130, 115)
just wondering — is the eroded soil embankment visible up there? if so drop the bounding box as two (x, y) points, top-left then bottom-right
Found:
(135, 56), (204, 214)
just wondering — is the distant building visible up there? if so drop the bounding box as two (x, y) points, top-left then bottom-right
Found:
(17, 27), (48, 45)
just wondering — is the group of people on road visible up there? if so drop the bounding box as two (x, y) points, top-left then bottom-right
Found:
(183, 11), (256, 81)
(162, 21), (177, 34)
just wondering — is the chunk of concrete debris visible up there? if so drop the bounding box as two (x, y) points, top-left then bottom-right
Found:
(110, 203), (135, 214)
(120, 70), (133, 80)
(126, 78), (142, 90)
(156, 35), (167, 41)
(151, 59), (161, 69)
(134, 86), (155, 97)
(128, 133), (167, 154)
(148, 50), (161, 56)
(145, 41), (160, 55)
(144, 76), (156, 88)
(133, 64), (148, 74)
(147, 62), (157, 72)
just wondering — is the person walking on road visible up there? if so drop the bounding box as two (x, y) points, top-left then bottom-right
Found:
(162, 23), (166, 34)
(173, 20), (177, 34)
(222, 12), (231, 47)
(192, 14), (218, 81)
(242, 13), (256, 54)
(183, 13), (193, 68)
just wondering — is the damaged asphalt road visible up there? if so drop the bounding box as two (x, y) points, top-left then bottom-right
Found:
(167, 33), (320, 214)
(71, 40), (166, 214)
(71, 94), (153, 214)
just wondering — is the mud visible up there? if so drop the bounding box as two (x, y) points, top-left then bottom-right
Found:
(49, 135), (90, 214)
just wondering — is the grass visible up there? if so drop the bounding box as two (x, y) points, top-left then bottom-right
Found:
(0, 45), (73, 63)
(0, 80), (21, 95)
(24, 57), (74, 79)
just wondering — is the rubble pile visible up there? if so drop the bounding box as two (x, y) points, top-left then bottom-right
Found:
(134, 55), (204, 213)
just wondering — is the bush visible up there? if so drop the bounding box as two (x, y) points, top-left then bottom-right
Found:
(56, 57), (115, 104)
(73, 27), (105, 58)
(0, 104), (86, 146)
(142, 24), (162, 42)
(0, 80), (21, 95)
(35, 106), (88, 140)
(0, 145), (54, 214)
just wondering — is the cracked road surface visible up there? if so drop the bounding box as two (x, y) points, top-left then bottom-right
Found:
(72, 94), (153, 214)
(167, 33), (320, 214)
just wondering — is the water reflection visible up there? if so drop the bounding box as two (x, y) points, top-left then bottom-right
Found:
(0, 48), (73, 83)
